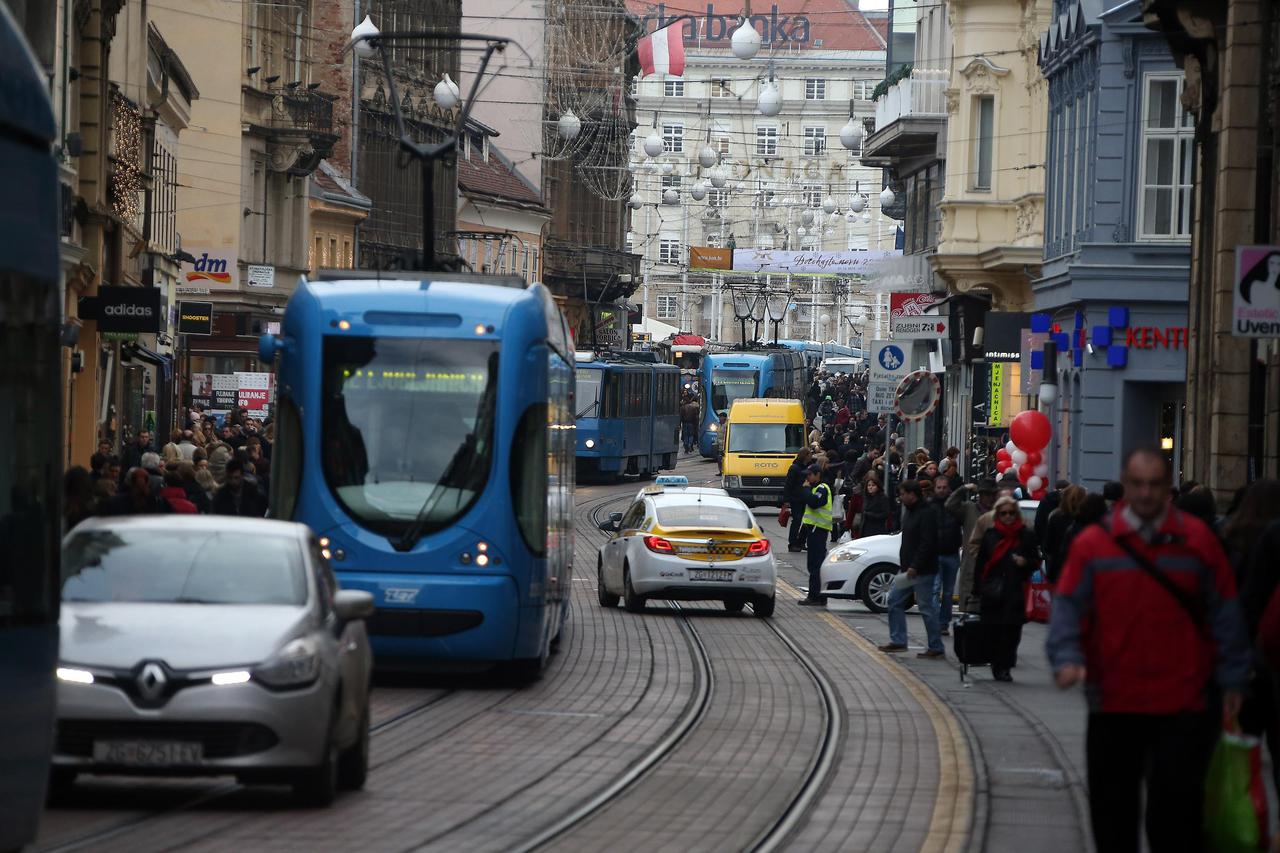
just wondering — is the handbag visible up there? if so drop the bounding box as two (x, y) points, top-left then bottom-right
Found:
(1204, 730), (1270, 852)
(778, 505), (791, 527)
(1024, 570), (1052, 624)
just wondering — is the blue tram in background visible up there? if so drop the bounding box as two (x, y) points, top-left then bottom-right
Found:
(574, 352), (680, 480)
(697, 348), (805, 457)
(775, 340), (863, 372)
(259, 272), (575, 676)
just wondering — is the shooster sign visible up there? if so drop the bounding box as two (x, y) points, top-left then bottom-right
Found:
(179, 246), (238, 291)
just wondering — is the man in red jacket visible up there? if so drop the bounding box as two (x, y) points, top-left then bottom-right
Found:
(1047, 448), (1249, 853)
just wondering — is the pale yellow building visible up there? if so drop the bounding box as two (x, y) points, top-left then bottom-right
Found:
(930, 0), (1053, 309)
(309, 161), (370, 275)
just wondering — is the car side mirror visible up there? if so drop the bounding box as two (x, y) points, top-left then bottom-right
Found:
(597, 512), (623, 533)
(333, 589), (375, 622)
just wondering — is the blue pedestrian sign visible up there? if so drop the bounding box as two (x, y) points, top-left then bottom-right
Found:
(878, 345), (905, 372)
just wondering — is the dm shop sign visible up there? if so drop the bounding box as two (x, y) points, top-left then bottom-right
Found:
(1233, 245), (1280, 338)
(179, 246), (237, 291)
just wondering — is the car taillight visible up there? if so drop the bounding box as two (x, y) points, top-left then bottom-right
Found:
(644, 536), (675, 554)
(747, 539), (770, 556)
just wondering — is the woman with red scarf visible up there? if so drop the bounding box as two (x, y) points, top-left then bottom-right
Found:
(972, 495), (1041, 681)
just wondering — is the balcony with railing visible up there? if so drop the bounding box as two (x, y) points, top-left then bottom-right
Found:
(861, 69), (949, 166)
(244, 85), (338, 176)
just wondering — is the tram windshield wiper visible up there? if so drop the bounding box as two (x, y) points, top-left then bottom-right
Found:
(575, 400), (598, 419)
(394, 440), (472, 553)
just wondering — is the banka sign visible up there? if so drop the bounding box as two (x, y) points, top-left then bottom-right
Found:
(640, 4), (812, 44)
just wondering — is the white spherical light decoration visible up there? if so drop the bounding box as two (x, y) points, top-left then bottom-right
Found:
(839, 118), (864, 151)
(801, 209), (815, 226)
(733, 182), (746, 193)
(350, 14), (380, 59)
(879, 186), (895, 207)
(822, 195), (837, 215)
(796, 226), (807, 238)
(698, 145), (719, 169)
(850, 194), (866, 214)
(709, 169), (727, 189)
(643, 131), (664, 158)
(628, 193), (643, 210)
(861, 208), (871, 222)
(690, 181), (707, 201)
(756, 81), (782, 117)
(662, 187), (679, 205)
(557, 110), (581, 141)
(433, 74), (460, 110)
(660, 162), (674, 175)
(730, 20), (761, 60)
(820, 313), (831, 324)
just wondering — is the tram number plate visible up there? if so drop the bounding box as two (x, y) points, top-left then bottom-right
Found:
(688, 569), (734, 582)
(93, 741), (203, 766)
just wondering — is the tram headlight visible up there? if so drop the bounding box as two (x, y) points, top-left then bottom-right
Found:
(708, 423), (718, 432)
(584, 439), (596, 449)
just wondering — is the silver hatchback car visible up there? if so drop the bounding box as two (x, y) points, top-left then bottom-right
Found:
(53, 516), (374, 806)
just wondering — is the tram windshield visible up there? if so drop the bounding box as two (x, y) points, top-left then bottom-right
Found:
(710, 370), (758, 414)
(575, 368), (602, 418)
(321, 337), (498, 537)
(727, 423), (806, 454)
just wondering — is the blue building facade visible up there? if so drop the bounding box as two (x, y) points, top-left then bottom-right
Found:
(1035, 0), (1192, 489)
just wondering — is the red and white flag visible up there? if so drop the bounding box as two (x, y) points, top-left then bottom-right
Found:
(637, 23), (685, 78)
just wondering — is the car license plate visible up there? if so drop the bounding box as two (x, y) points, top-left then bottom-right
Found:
(688, 569), (733, 582)
(93, 740), (203, 766)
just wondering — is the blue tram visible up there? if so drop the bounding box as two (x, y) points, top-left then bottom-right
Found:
(775, 339), (863, 372)
(574, 353), (680, 480)
(259, 272), (575, 676)
(697, 348), (805, 457)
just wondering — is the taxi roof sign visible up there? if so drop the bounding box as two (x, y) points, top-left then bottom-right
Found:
(654, 475), (689, 487)
(641, 484), (666, 495)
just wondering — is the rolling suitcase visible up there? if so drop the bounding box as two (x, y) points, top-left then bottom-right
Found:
(952, 613), (990, 683)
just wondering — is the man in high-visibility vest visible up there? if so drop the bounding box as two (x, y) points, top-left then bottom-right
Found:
(799, 464), (833, 606)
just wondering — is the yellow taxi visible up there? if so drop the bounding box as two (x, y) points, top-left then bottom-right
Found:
(595, 485), (776, 616)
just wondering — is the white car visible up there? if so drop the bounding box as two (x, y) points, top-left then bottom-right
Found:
(819, 533), (903, 612)
(819, 499), (1041, 611)
(596, 486), (777, 616)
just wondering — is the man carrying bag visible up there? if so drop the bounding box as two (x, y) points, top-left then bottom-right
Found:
(1047, 448), (1251, 853)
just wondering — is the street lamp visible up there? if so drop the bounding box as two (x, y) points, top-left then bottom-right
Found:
(557, 110), (581, 141)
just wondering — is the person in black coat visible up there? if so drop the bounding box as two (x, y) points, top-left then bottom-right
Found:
(972, 496), (1040, 681)
(784, 449), (813, 552)
(211, 458), (268, 518)
(860, 475), (893, 536)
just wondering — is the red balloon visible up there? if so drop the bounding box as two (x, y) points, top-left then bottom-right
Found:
(1017, 464), (1034, 485)
(1031, 488), (1047, 501)
(996, 460), (1010, 474)
(1024, 450), (1042, 468)
(1011, 410), (1052, 451)
(995, 448), (1012, 464)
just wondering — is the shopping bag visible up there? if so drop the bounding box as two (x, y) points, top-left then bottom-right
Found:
(1203, 730), (1270, 853)
(778, 505), (791, 527)
(1023, 578), (1052, 624)
(836, 531), (852, 545)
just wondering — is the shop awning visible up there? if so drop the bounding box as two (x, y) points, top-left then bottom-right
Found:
(129, 344), (173, 379)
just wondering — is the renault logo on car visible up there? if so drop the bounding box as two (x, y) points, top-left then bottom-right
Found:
(136, 662), (167, 701)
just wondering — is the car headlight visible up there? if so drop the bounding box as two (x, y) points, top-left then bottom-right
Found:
(253, 638), (320, 689)
(724, 475), (740, 488)
(827, 548), (867, 563)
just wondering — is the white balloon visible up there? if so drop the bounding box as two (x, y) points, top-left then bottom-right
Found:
(349, 14), (380, 59)
(433, 74), (460, 110)
(730, 20), (761, 60)
(1034, 463), (1050, 478)
(557, 110), (581, 141)
(643, 132), (664, 158)
(1006, 440), (1017, 455)
(1012, 449), (1028, 466)
(1027, 476), (1044, 493)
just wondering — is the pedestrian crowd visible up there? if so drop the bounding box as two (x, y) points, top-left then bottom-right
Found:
(63, 404), (272, 532)
(782, 397), (1280, 852)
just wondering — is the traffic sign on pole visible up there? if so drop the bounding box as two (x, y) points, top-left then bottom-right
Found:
(868, 339), (911, 413)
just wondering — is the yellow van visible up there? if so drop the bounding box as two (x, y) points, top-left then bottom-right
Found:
(720, 398), (807, 507)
